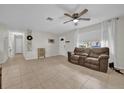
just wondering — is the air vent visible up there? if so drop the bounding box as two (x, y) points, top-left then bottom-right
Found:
(46, 17), (53, 21)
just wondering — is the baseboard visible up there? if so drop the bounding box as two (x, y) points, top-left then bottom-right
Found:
(109, 62), (124, 69)
(0, 56), (8, 64)
(114, 66), (124, 70)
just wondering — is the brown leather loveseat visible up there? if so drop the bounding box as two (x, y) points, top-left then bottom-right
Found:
(68, 47), (109, 73)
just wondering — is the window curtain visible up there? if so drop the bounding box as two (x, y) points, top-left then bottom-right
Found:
(101, 21), (109, 47)
(101, 18), (118, 67)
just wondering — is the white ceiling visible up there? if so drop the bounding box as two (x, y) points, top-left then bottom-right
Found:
(0, 4), (124, 34)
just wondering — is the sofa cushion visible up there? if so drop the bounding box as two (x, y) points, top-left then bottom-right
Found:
(89, 47), (109, 58)
(86, 57), (99, 65)
(74, 48), (84, 55)
(89, 50), (99, 58)
(84, 48), (90, 55)
(84, 62), (99, 71)
(74, 47), (90, 56)
(92, 47), (109, 55)
(71, 54), (80, 60)
(80, 53), (88, 56)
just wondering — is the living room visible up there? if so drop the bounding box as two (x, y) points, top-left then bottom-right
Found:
(0, 4), (124, 90)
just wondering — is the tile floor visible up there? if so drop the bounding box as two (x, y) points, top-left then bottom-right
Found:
(1, 54), (124, 89)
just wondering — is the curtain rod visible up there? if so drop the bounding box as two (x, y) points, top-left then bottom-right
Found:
(107, 17), (119, 22)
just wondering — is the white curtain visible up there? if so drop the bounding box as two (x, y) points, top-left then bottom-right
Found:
(101, 21), (109, 47)
(101, 18), (118, 67)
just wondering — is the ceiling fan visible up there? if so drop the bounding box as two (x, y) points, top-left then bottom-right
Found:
(63, 9), (90, 25)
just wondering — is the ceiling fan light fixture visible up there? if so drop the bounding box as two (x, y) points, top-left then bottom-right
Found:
(73, 19), (79, 23)
(63, 8), (90, 25)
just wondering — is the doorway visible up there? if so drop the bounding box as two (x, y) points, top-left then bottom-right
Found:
(15, 35), (23, 54)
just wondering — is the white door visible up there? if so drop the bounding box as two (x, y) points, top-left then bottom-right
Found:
(15, 35), (23, 53)
(59, 37), (66, 56)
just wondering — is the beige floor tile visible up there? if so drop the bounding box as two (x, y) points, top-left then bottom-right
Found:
(21, 77), (41, 89)
(82, 78), (108, 89)
(2, 77), (21, 88)
(40, 78), (73, 89)
(4, 83), (22, 89)
(20, 67), (33, 76)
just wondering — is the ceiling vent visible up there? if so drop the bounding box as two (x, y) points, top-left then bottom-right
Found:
(46, 17), (53, 21)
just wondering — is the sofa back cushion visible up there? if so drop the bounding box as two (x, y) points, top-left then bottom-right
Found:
(89, 47), (109, 58)
(84, 48), (90, 54)
(74, 47), (90, 56)
(74, 47), (109, 58)
(74, 48), (84, 55)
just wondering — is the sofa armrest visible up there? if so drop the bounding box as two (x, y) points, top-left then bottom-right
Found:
(80, 53), (88, 56)
(98, 54), (109, 73)
(68, 51), (74, 62)
(99, 54), (109, 59)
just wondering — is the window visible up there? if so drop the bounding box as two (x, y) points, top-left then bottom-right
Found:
(79, 41), (101, 48)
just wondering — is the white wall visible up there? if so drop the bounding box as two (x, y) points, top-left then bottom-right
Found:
(116, 16), (124, 69)
(0, 24), (8, 64)
(23, 31), (59, 60)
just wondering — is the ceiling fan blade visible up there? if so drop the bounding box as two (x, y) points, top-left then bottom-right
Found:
(78, 9), (88, 17)
(63, 20), (73, 24)
(78, 18), (91, 21)
(64, 13), (73, 18)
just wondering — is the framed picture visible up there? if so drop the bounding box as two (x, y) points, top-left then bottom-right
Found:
(65, 41), (70, 43)
(48, 39), (55, 43)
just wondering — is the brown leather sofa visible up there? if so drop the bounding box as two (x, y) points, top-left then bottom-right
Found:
(68, 47), (109, 73)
